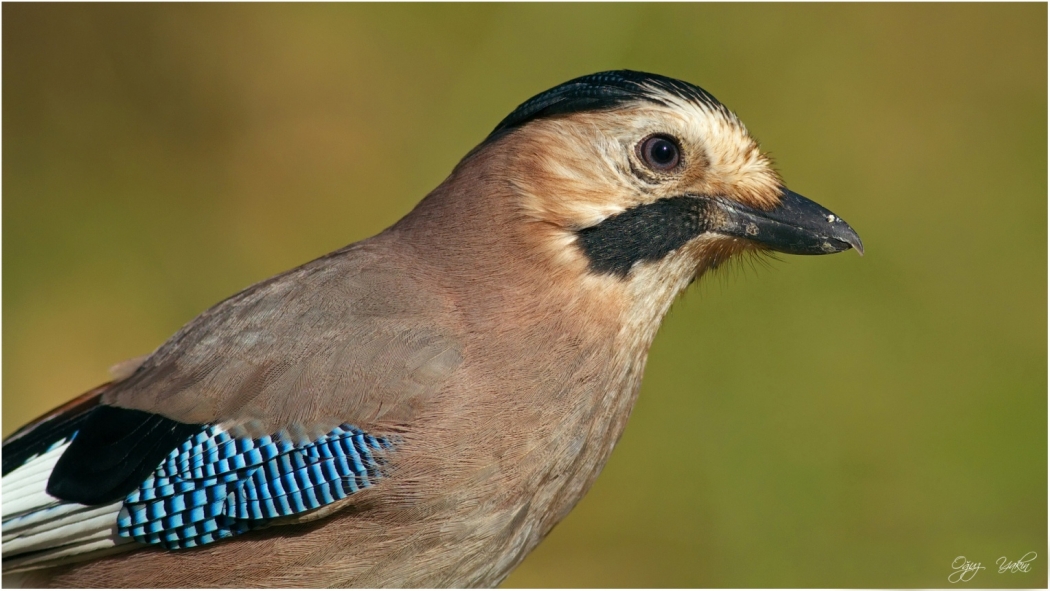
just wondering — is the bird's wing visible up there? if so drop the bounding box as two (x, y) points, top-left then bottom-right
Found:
(2, 238), (464, 571)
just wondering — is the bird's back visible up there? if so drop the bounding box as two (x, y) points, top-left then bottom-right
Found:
(3, 188), (645, 587)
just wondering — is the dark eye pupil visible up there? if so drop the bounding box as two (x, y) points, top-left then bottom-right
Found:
(642, 136), (680, 170)
(650, 140), (674, 163)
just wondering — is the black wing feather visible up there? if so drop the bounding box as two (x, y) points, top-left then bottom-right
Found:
(45, 405), (202, 505)
(2, 385), (104, 476)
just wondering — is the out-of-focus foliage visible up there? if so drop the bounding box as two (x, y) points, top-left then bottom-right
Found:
(3, 4), (1045, 587)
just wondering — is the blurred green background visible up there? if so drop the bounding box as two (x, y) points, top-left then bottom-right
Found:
(3, 4), (1045, 588)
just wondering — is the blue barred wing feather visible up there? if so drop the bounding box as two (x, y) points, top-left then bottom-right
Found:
(117, 424), (392, 549)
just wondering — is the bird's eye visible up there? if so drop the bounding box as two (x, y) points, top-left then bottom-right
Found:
(639, 135), (681, 171)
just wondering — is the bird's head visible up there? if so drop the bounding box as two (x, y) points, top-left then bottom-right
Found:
(408, 71), (862, 332)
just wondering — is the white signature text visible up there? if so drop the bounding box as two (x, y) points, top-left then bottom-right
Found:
(949, 556), (985, 583)
(996, 552), (1037, 574)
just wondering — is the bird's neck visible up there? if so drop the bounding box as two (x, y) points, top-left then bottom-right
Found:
(381, 161), (718, 579)
(394, 155), (702, 450)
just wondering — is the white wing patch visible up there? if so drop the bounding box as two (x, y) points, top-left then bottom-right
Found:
(2, 440), (133, 573)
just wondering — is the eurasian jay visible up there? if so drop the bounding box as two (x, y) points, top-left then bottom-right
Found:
(2, 70), (862, 587)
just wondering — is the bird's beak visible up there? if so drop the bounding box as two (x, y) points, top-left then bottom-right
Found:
(709, 188), (864, 256)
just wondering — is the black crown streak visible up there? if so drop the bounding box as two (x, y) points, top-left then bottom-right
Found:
(576, 196), (710, 277)
(486, 70), (726, 143)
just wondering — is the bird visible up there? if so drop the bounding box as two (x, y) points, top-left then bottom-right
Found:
(1, 70), (862, 587)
